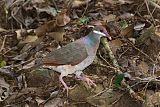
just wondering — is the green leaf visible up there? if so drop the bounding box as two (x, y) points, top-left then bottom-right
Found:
(119, 20), (128, 29)
(114, 73), (124, 88)
(0, 60), (6, 68)
(79, 16), (90, 25)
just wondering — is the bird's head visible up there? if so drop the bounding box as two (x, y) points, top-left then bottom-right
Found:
(88, 25), (111, 40)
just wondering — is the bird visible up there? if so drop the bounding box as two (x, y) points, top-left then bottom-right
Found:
(34, 26), (110, 94)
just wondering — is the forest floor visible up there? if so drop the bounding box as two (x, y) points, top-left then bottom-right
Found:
(0, 0), (160, 107)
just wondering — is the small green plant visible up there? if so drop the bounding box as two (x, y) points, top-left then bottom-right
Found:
(0, 60), (6, 68)
(119, 20), (128, 29)
(79, 16), (90, 25)
(114, 73), (124, 88)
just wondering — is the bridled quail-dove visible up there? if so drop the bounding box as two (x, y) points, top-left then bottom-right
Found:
(34, 26), (110, 94)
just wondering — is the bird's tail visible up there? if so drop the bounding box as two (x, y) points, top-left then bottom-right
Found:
(22, 58), (43, 70)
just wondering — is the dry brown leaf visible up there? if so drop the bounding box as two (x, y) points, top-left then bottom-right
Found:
(89, 20), (103, 26)
(120, 25), (134, 37)
(56, 13), (70, 26)
(5, 0), (14, 9)
(103, 0), (117, 5)
(144, 91), (160, 107)
(23, 35), (38, 43)
(103, 0), (133, 7)
(47, 32), (65, 42)
(5, 88), (45, 104)
(45, 20), (57, 32)
(15, 29), (27, 39)
(155, 65), (160, 77)
(35, 24), (47, 37)
(106, 21), (121, 37)
(0, 77), (10, 101)
(118, 0), (133, 4)
(31, 0), (45, 4)
(103, 14), (116, 22)
(23, 60), (36, 69)
(137, 61), (149, 75)
(13, 52), (28, 61)
(0, 28), (7, 32)
(36, 6), (57, 17)
(87, 89), (119, 107)
(109, 39), (122, 55)
(44, 98), (63, 107)
(128, 38), (136, 44)
(151, 26), (160, 42)
(30, 0), (57, 16)
(136, 25), (155, 46)
(35, 20), (57, 37)
(69, 83), (92, 101)
(118, 13), (134, 19)
(70, 0), (91, 8)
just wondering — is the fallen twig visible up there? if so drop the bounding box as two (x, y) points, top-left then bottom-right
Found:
(81, 1), (89, 17)
(101, 38), (120, 69)
(49, 0), (58, 10)
(144, 0), (156, 25)
(148, 0), (160, 12)
(101, 37), (144, 102)
(0, 35), (7, 52)
(126, 38), (155, 63)
(98, 51), (112, 66)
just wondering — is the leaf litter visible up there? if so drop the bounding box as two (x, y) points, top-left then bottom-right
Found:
(0, 0), (160, 106)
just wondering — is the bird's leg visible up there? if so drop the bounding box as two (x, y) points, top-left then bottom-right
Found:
(59, 75), (69, 96)
(75, 71), (96, 87)
(80, 74), (96, 87)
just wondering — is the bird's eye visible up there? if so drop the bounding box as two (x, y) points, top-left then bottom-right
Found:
(100, 29), (103, 32)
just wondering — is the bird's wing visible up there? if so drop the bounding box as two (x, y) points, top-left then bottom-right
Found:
(42, 39), (88, 66)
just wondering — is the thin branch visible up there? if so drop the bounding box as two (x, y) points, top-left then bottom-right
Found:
(0, 35), (7, 52)
(101, 37), (144, 102)
(144, 0), (156, 25)
(126, 38), (155, 63)
(98, 51), (112, 66)
(50, 0), (58, 10)
(81, 2), (89, 17)
(148, 0), (160, 13)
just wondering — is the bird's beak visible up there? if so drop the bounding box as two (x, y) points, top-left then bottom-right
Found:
(103, 29), (112, 40)
(93, 30), (106, 36)
(98, 26), (111, 40)
(87, 25), (112, 40)
(87, 25), (95, 28)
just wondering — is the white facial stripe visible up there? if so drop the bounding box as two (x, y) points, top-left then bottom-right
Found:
(93, 30), (106, 36)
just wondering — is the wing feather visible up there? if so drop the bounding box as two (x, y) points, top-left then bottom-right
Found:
(43, 39), (88, 66)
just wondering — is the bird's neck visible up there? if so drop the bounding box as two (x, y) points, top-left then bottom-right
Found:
(87, 32), (101, 44)
(85, 32), (101, 54)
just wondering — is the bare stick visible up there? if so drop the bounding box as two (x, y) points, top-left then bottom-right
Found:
(144, 0), (156, 25)
(101, 37), (144, 102)
(0, 35), (7, 52)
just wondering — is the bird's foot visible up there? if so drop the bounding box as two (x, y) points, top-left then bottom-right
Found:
(63, 84), (69, 97)
(84, 77), (96, 87)
(62, 85), (75, 96)
(62, 85), (69, 96)
(77, 74), (96, 87)
(59, 75), (70, 96)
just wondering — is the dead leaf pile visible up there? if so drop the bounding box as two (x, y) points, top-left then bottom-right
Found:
(0, 0), (160, 107)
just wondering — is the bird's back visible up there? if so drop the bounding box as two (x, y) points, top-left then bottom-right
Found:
(42, 37), (89, 66)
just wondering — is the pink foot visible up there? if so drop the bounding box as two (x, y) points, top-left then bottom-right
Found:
(76, 74), (96, 87)
(84, 77), (96, 87)
(59, 75), (69, 96)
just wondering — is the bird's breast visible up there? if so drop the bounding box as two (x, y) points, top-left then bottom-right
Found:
(42, 64), (78, 74)
(42, 55), (95, 75)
